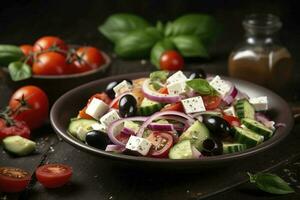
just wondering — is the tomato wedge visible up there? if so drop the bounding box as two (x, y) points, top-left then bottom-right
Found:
(223, 115), (241, 127)
(147, 132), (174, 158)
(77, 106), (93, 119)
(158, 87), (169, 94)
(36, 164), (72, 188)
(88, 92), (112, 105)
(161, 102), (184, 112)
(0, 167), (31, 193)
(0, 119), (30, 140)
(115, 132), (130, 144)
(202, 96), (222, 110)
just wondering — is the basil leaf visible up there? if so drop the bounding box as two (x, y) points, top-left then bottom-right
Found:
(248, 172), (295, 195)
(172, 35), (209, 57)
(165, 14), (220, 45)
(150, 38), (175, 68)
(115, 27), (162, 58)
(0, 45), (24, 66)
(8, 61), (31, 81)
(186, 78), (216, 95)
(98, 13), (150, 43)
(156, 21), (164, 34)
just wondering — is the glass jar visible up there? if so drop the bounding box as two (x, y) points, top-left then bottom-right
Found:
(228, 14), (293, 91)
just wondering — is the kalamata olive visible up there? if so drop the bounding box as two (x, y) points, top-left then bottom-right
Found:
(85, 130), (110, 150)
(105, 81), (118, 99)
(202, 115), (233, 138)
(189, 68), (207, 79)
(119, 94), (137, 117)
(201, 138), (223, 156)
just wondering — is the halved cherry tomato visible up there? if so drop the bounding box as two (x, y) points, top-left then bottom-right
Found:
(33, 36), (68, 52)
(223, 115), (241, 127)
(0, 119), (30, 140)
(161, 102), (184, 112)
(77, 106), (93, 119)
(147, 132), (174, 158)
(158, 87), (169, 94)
(20, 44), (33, 65)
(88, 92), (112, 105)
(159, 50), (184, 71)
(115, 132), (130, 144)
(0, 167), (31, 193)
(202, 95), (222, 110)
(36, 164), (72, 188)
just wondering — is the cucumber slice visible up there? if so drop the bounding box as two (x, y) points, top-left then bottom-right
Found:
(242, 118), (273, 140)
(169, 140), (194, 159)
(179, 121), (210, 151)
(68, 118), (99, 141)
(223, 142), (246, 154)
(200, 111), (223, 117)
(233, 126), (264, 148)
(138, 98), (164, 116)
(3, 136), (36, 156)
(235, 99), (255, 119)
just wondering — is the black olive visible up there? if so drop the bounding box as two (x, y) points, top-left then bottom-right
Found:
(189, 68), (207, 79)
(119, 94), (137, 117)
(201, 138), (223, 156)
(105, 81), (118, 99)
(86, 130), (110, 150)
(202, 115), (233, 138)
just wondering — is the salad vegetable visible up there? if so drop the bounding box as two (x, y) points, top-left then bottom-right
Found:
(68, 70), (280, 159)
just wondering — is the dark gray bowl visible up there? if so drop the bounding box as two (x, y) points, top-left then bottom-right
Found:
(50, 72), (294, 170)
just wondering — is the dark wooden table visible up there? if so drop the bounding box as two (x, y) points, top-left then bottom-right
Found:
(1, 1), (300, 199)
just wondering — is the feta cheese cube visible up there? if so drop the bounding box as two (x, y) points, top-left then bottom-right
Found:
(209, 76), (231, 97)
(113, 80), (133, 97)
(100, 110), (121, 126)
(125, 135), (152, 156)
(85, 98), (109, 119)
(181, 96), (206, 114)
(223, 106), (236, 116)
(91, 123), (107, 133)
(249, 96), (268, 111)
(166, 71), (187, 85)
(167, 81), (187, 95)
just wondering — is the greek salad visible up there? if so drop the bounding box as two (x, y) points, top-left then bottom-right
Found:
(68, 70), (280, 159)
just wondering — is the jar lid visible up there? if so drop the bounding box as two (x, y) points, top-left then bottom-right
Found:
(243, 14), (282, 35)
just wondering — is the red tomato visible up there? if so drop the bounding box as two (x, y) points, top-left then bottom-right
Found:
(77, 106), (93, 119)
(9, 86), (49, 130)
(33, 36), (68, 52)
(202, 96), (222, 110)
(72, 47), (105, 73)
(159, 50), (184, 71)
(20, 44), (33, 65)
(158, 87), (169, 94)
(36, 164), (72, 188)
(223, 115), (241, 127)
(0, 167), (31, 193)
(147, 132), (174, 158)
(161, 102), (184, 112)
(32, 52), (71, 75)
(88, 92), (112, 105)
(0, 119), (30, 140)
(115, 132), (130, 144)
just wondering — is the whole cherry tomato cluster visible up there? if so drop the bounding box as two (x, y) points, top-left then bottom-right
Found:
(20, 36), (106, 75)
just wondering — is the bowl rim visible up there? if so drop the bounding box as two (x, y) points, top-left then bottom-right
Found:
(50, 72), (294, 164)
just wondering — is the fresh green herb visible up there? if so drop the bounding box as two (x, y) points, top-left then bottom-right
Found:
(8, 61), (32, 81)
(172, 35), (209, 57)
(0, 45), (24, 66)
(186, 78), (216, 95)
(247, 172), (295, 195)
(149, 71), (169, 90)
(150, 39), (175, 68)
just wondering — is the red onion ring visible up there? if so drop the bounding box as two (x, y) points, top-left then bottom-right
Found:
(255, 113), (275, 130)
(147, 123), (175, 132)
(222, 82), (238, 105)
(192, 146), (203, 158)
(105, 144), (126, 153)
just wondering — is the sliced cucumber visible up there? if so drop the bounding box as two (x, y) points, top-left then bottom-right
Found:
(200, 111), (223, 117)
(233, 126), (264, 148)
(242, 118), (273, 140)
(3, 136), (36, 156)
(123, 120), (140, 133)
(223, 142), (246, 154)
(179, 121), (210, 151)
(169, 140), (194, 159)
(68, 118), (99, 141)
(235, 99), (255, 119)
(138, 98), (164, 116)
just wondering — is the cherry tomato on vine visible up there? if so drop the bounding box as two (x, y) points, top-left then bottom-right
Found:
(36, 164), (72, 188)
(19, 44), (33, 65)
(202, 95), (222, 110)
(9, 86), (49, 130)
(33, 36), (68, 52)
(159, 50), (184, 71)
(0, 167), (31, 193)
(147, 132), (174, 158)
(0, 119), (30, 140)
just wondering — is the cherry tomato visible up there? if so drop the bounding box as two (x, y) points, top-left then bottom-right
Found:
(202, 96), (222, 110)
(0, 119), (30, 140)
(33, 36), (68, 52)
(9, 86), (49, 130)
(88, 92), (112, 105)
(0, 167), (31, 193)
(161, 102), (184, 112)
(20, 44), (33, 65)
(115, 132), (130, 144)
(72, 47), (105, 73)
(223, 115), (241, 127)
(36, 164), (72, 188)
(159, 50), (184, 71)
(158, 87), (169, 94)
(147, 132), (174, 158)
(32, 52), (71, 75)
